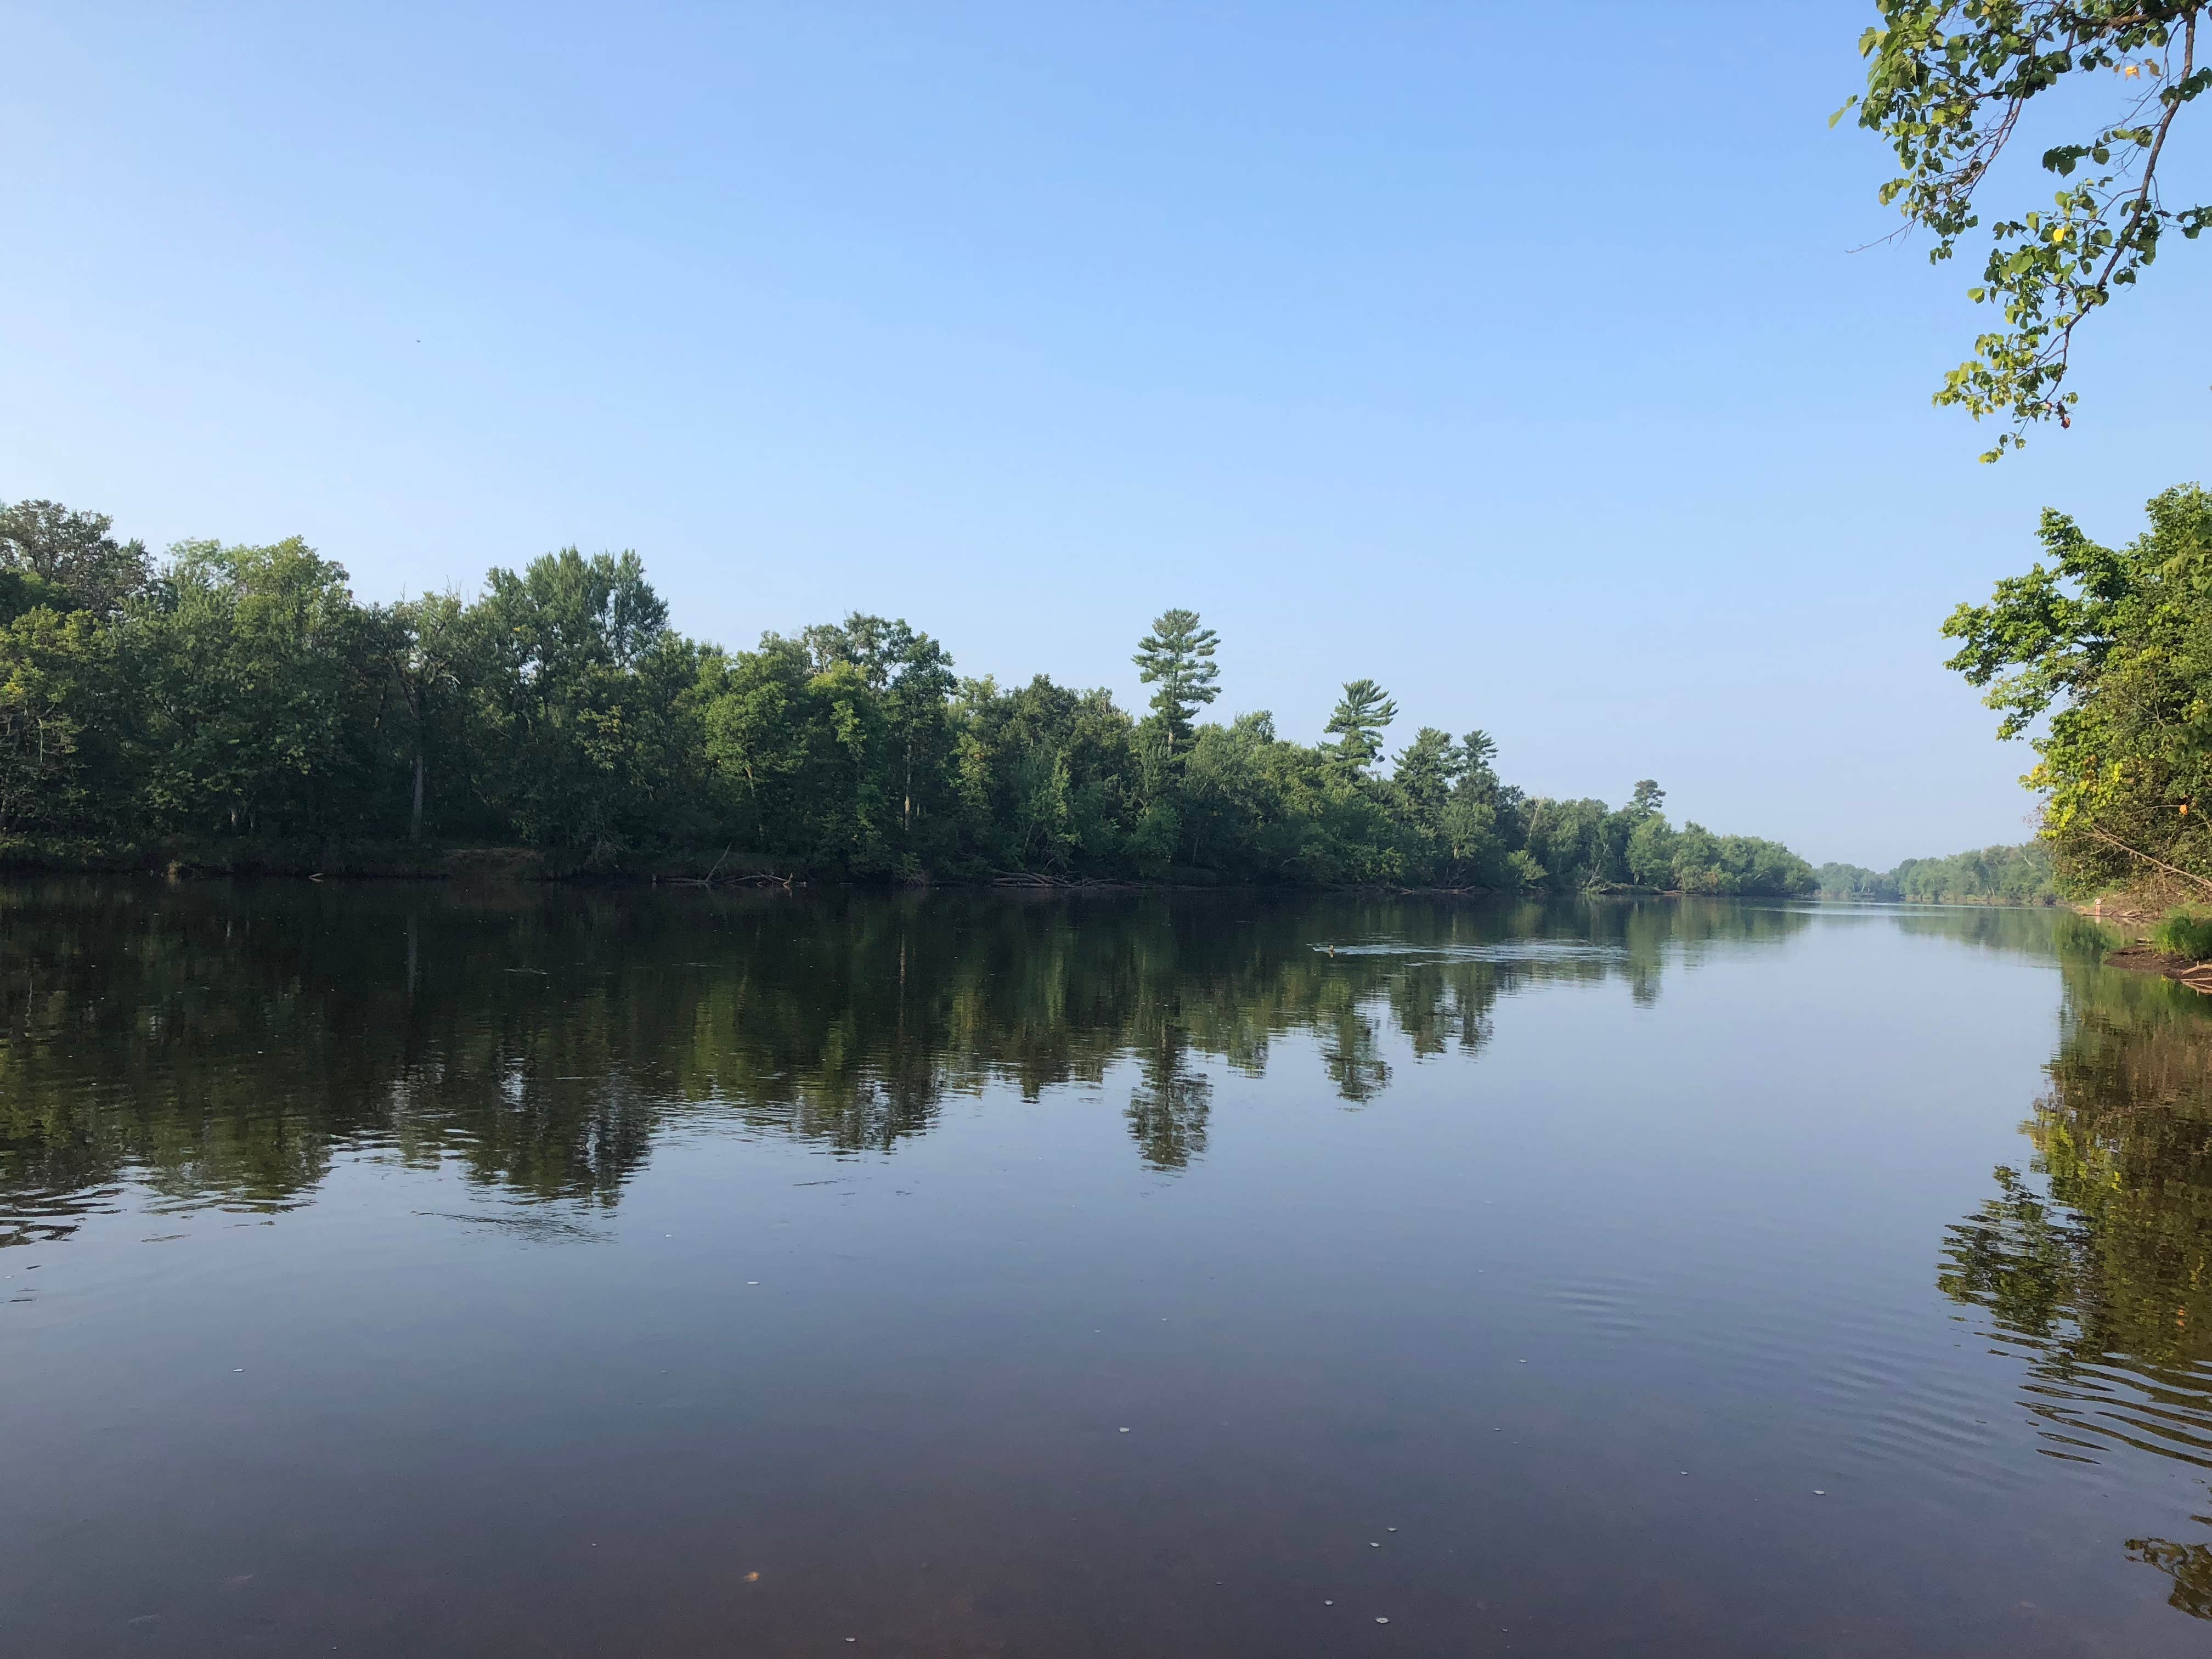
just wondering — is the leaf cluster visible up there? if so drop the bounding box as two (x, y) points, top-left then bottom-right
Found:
(1847, 2), (2211, 455)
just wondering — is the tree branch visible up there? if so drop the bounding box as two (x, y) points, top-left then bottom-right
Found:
(2083, 822), (2212, 894)
(2057, 10), (2198, 384)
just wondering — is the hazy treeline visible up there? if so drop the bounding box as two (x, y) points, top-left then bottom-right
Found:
(0, 500), (1815, 893)
(1815, 842), (2056, 905)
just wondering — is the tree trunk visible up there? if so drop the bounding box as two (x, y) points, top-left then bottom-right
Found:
(410, 752), (425, 843)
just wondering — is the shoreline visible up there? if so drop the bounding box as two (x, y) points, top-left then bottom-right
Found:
(2068, 898), (2212, 993)
(0, 840), (1827, 899)
(2101, 941), (2212, 995)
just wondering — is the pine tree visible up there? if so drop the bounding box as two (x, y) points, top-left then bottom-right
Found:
(1132, 608), (1220, 755)
(1325, 679), (1397, 774)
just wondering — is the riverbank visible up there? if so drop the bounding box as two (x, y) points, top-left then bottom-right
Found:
(2100, 940), (2212, 995)
(2067, 889), (2212, 992)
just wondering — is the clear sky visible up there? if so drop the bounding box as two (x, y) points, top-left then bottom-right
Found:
(5, 2), (2209, 867)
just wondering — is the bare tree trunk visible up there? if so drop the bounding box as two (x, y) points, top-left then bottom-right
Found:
(411, 752), (425, 843)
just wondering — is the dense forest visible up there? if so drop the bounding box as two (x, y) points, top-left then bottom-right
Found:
(1816, 842), (2057, 906)
(0, 498), (1816, 893)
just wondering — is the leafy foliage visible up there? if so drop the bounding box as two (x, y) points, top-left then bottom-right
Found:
(0, 499), (151, 616)
(1847, 3), (2212, 457)
(1943, 482), (2212, 895)
(2153, 906), (2212, 957)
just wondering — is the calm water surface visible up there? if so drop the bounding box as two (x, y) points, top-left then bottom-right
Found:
(4, 882), (2210, 1656)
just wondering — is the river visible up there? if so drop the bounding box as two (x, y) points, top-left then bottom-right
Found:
(3, 882), (2208, 1655)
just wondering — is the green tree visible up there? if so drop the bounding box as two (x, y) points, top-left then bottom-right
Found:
(467, 548), (680, 848)
(701, 634), (822, 858)
(133, 538), (382, 837)
(802, 612), (900, 689)
(0, 608), (119, 833)
(1942, 484), (2212, 894)
(0, 499), (151, 616)
(1324, 679), (1397, 774)
(1391, 727), (1465, 834)
(1626, 814), (1679, 888)
(389, 593), (471, 842)
(1437, 793), (1507, 888)
(1522, 796), (1612, 888)
(1132, 608), (1220, 757)
(1846, 3), (2212, 457)
(949, 674), (1141, 874)
(1460, 729), (1498, 781)
(879, 625), (957, 843)
(1181, 711), (1286, 877)
(0, 568), (71, 625)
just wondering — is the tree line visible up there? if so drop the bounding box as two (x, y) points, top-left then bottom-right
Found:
(0, 498), (1816, 893)
(1816, 842), (2057, 906)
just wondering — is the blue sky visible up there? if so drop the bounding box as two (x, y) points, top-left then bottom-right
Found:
(5, 2), (2209, 866)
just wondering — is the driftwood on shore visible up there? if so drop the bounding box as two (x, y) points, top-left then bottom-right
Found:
(651, 844), (794, 888)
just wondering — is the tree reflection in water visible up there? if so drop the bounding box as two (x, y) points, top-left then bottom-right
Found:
(1938, 922), (2212, 1620)
(0, 881), (1810, 1233)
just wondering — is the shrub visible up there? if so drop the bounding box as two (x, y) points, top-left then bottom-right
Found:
(2152, 909), (2212, 962)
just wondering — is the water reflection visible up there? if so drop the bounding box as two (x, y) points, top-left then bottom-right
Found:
(0, 881), (1810, 1234)
(1893, 904), (2105, 959)
(1938, 934), (2212, 1619)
